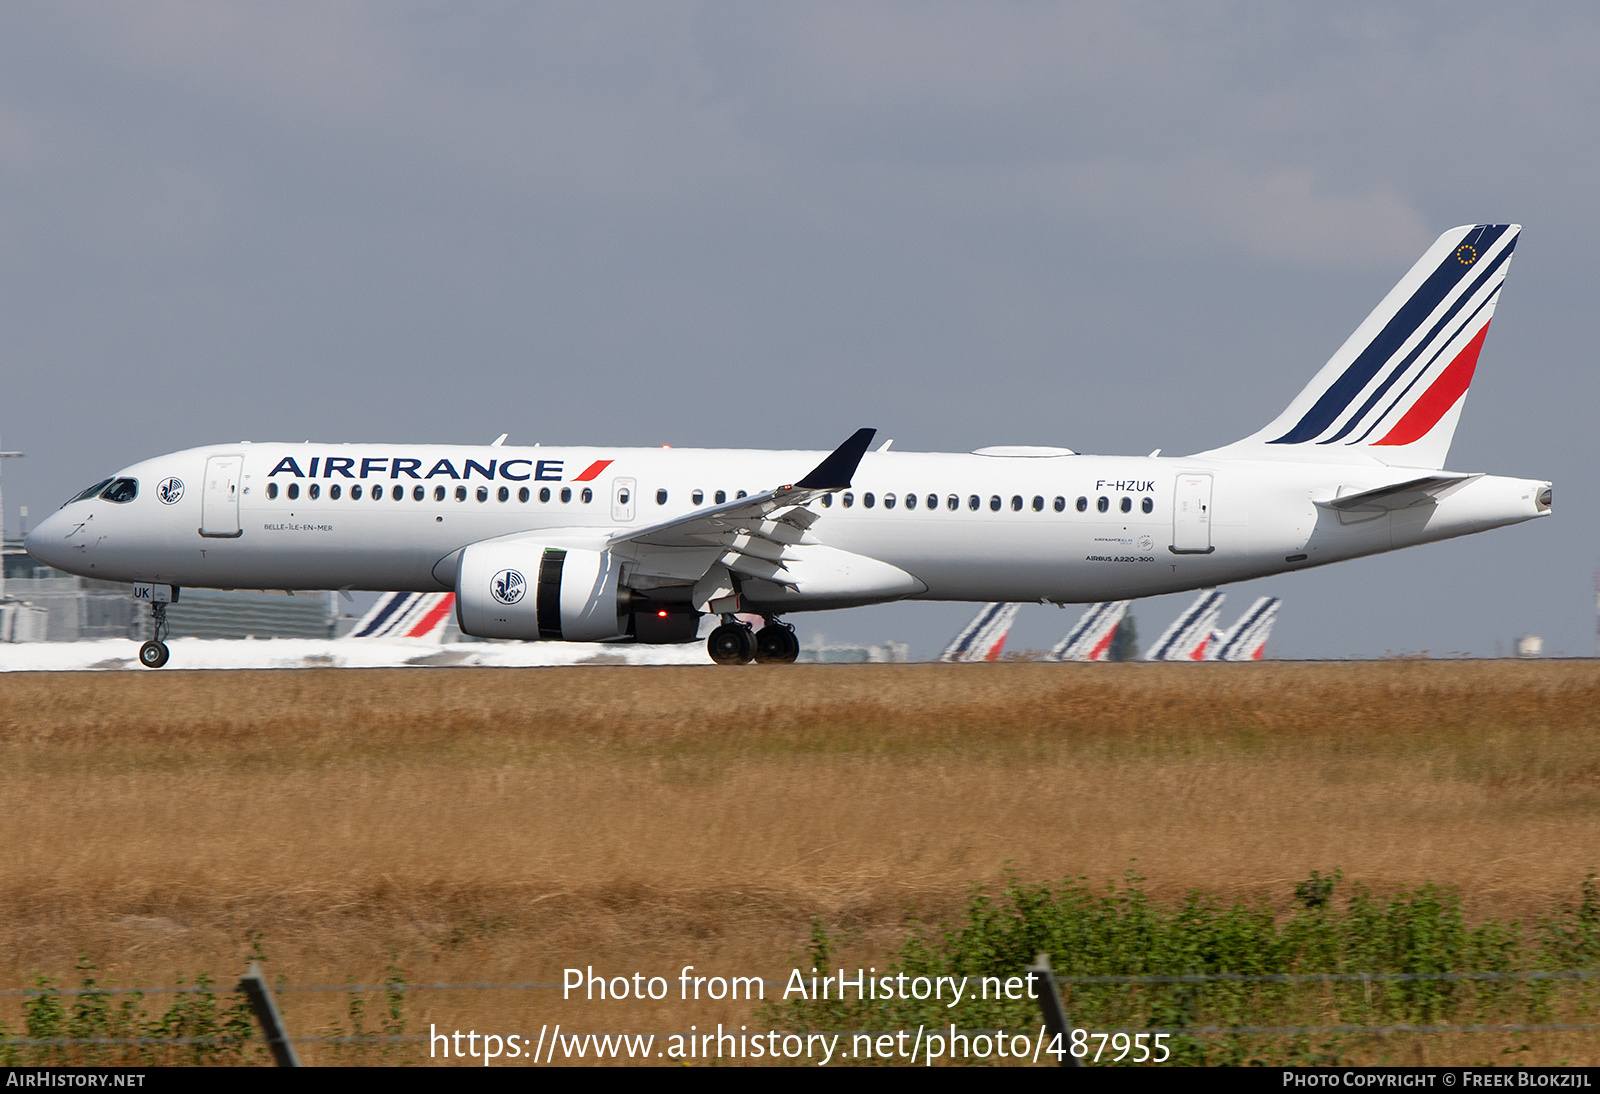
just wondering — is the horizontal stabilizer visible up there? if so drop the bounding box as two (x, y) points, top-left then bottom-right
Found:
(1315, 473), (1479, 513)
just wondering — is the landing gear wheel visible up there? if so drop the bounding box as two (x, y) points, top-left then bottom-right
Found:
(754, 623), (800, 664)
(707, 622), (755, 665)
(139, 641), (170, 669)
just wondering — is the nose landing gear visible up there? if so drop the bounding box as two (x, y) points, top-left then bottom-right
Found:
(139, 601), (171, 669)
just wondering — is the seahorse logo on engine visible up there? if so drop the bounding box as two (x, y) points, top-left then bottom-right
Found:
(490, 568), (526, 605)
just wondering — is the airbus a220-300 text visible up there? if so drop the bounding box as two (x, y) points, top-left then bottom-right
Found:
(26, 224), (1551, 667)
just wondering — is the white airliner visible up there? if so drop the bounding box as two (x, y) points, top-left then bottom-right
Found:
(25, 224), (1551, 668)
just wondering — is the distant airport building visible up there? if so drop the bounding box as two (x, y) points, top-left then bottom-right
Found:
(2, 537), (339, 642)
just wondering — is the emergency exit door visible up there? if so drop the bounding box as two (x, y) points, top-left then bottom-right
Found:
(200, 455), (243, 537)
(611, 477), (637, 522)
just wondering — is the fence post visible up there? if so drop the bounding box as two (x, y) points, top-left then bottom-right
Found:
(237, 961), (300, 1067)
(1027, 952), (1081, 1068)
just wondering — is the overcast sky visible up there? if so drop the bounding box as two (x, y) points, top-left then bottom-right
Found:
(1, 2), (1594, 659)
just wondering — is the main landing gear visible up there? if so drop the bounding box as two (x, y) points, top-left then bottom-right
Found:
(706, 617), (800, 665)
(139, 601), (170, 669)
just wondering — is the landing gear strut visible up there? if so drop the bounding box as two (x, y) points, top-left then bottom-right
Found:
(139, 602), (170, 669)
(707, 618), (755, 665)
(754, 620), (800, 664)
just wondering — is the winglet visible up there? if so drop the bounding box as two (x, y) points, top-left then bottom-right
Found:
(795, 428), (876, 490)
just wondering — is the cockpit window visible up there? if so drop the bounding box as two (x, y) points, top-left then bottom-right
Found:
(65, 479), (113, 506)
(100, 478), (138, 503)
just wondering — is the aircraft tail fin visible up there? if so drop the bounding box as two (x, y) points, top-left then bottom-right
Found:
(1209, 596), (1281, 662)
(349, 591), (456, 641)
(1204, 224), (1519, 470)
(1051, 601), (1130, 661)
(940, 602), (1020, 662)
(1146, 589), (1225, 661)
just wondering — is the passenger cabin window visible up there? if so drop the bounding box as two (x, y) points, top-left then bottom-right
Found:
(931, 494), (941, 510)
(392, 485), (403, 501)
(330, 484), (342, 500)
(477, 486), (489, 502)
(414, 486), (425, 501)
(455, 485), (467, 502)
(560, 487), (572, 503)
(1142, 497), (1154, 514)
(287, 483), (299, 501)
(1097, 496), (1109, 513)
(373, 486), (383, 501)
(1032, 495), (1043, 512)
(539, 487), (550, 503)
(968, 495), (980, 511)
(581, 488), (593, 503)
(1054, 496), (1066, 512)
(352, 484), (363, 500)
(692, 490), (703, 505)
(821, 494), (832, 507)
(434, 485), (445, 501)
(946, 495), (958, 511)
(842, 492), (854, 508)
(498, 486), (509, 502)
(883, 493), (896, 509)
(1076, 496), (1088, 512)
(989, 495), (1001, 512)
(519, 487), (530, 502)
(266, 483), (279, 500)
(309, 483), (320, 500)
(1120, 496), (1132, 513)
(736, 490), (747, 499)
(657, 489), (668, 505)
(715, 490), (726, 504)
(863, 492), (875, 508)
(903, 493), (916, 510)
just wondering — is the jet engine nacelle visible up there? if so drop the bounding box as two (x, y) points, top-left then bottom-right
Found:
(455, 540), (626, 641)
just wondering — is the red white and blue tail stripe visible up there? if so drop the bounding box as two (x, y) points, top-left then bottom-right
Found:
(349, 592), (456, 640)
(939, 602), (1020, 662)
(1050, 601), (1130, 661)
(1208, 224), (1519, 470)
(1145, 590), (1225, 661)
(1208, 596), (1281, 662)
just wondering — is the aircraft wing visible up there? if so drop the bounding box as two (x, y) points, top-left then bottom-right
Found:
(604, 429), (900, 601)
(1315, 472), (1481, 513)
(607, 428), (873, 553)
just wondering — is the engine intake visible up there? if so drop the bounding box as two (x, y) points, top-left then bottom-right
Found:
(455, 541), (626, 641)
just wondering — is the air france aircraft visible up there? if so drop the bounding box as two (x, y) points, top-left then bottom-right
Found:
(26, 224), (1551, 668)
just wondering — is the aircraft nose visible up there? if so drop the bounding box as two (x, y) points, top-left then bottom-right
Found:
(24, 511), (74, 571)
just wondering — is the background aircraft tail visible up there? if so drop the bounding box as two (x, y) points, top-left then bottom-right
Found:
(1203, 224), (1519, 470)
(1208, 596), (1281, 662)
(939, 602), (1020, 662)
(349, 592), (456, 641)
(1146, 589), (1225, 661)
(1051, 601), (1130, 661)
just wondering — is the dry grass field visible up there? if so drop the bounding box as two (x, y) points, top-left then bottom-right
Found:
(2, 661), (1598, 1065)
